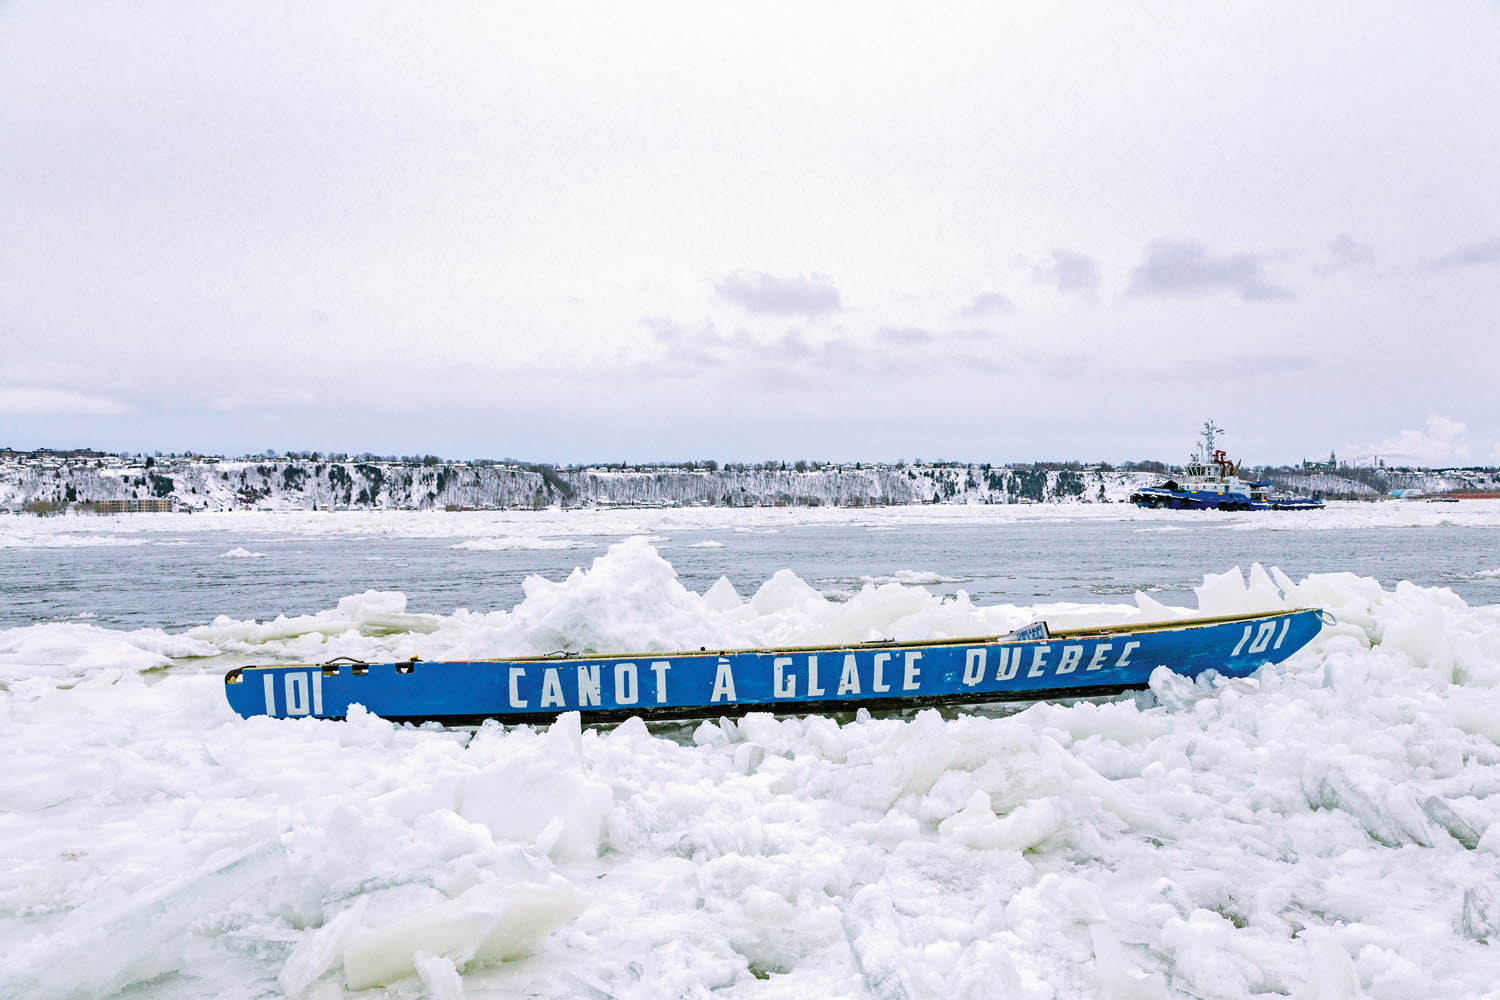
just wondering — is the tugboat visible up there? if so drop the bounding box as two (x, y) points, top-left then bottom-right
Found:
(1130, 421), (1324, 511)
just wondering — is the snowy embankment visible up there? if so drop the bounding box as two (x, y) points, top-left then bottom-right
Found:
(0, 458), (1158, 512)
(6, 458), (1499, 514)
(4, 539), (1500, 997)
(0, 460), (1168, 511)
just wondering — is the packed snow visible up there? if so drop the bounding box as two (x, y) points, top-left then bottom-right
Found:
(4, 536), (1500, 998)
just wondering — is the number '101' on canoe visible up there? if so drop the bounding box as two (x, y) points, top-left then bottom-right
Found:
(224, 607), (1327, 725)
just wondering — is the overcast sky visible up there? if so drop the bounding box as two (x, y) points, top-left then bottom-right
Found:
(3, 2), (1497, 466)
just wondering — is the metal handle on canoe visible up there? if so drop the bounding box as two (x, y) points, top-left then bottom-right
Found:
(1317, 609), (1338, 626)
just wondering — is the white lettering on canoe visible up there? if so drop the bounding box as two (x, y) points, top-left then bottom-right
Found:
(838, 653), (860, 695)
(1231, 624), (1251, 656)
(1117, 641), (1140, 668)
(1248, 620), (1276, 655)
(806, 655), (825, 697)
(1056, 645), (1083, 675)
(285, 672), (309, 716)
(903, 651), (922, 690)
(711, 657), (737, 702)
(1086, 644), (1111, 671)
(1273, 617), (1290, 650)
(540, 667), (565, 708)
(1028, 645), (1052, 678)
(266, 671), (325, 717)
(509, 666), (527, 708)
(995, 646), (1022, 681)
(614, 662), (639, 705)
(872, 652), (892, 693)
(651, 661), (670, 704)
(774, 656), (795, 698)
(577, 665), (601, 707)
(963, 648), (986, 686)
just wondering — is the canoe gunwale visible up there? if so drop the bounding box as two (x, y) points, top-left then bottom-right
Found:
(224, 608), (1320, 682)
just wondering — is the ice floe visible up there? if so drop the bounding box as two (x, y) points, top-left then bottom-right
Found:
(3, 538), (1500, 997)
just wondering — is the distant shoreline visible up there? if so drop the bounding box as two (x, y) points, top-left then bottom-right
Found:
(4, 451), (1497, 515)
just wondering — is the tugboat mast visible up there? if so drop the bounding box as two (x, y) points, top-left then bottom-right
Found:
(1197, 419), (1225, 464)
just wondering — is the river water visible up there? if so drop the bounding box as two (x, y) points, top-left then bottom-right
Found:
(4, 501), (1499, 632)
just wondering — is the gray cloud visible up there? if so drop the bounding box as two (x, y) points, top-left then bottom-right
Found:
(772, 331), (816, 359)
(1327, 234), (1376, 269)
(1128, 240), (1292, 301)
(876, 326), (936, 346)
(959, 292), (1015, 317)
(714, 271), (841, 317)
(644, 317), (683, 342)
(1423, 235), (1500, 272)
(645, 317), (723, 344)
(641, 318), (734, 374)
(658, 343), (727, 372)
(1178, 352), (1317, 379)
(951, 327), (1000, 341)
(641, 319), (1022, 387)
(1035, 249), (1101, 300)
(0, 386), (132, 416)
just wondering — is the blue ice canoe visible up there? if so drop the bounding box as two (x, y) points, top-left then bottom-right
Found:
(224, 608), (1326, 725)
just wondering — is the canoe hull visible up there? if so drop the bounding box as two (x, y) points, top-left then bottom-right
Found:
(224, 609), (1324, 725)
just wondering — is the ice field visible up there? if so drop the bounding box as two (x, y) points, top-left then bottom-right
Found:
(4, 506), (1500, 997)
(6, 497), (1500, 554)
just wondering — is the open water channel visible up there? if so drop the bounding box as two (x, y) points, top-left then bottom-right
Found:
(4, 502), (1499, 632)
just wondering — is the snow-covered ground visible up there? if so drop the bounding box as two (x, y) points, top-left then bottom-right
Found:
(4, 529), (1500, 997)
(7, 457), (1495, 514)
(2, 459), (1155, 512)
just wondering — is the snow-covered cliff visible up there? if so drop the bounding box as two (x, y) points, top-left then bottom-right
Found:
(1, 459), (1157, 512)
(5, 456), (1497, 513)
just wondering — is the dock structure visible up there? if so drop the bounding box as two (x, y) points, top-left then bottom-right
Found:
(73, 499), (174, 514)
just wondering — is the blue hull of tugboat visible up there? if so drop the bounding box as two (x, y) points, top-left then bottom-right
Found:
(1130, 488), (1324, 511)
(224, 609), (1325, 725)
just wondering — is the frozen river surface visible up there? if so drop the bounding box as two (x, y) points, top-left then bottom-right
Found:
(3, 503), (1500, 998)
